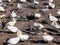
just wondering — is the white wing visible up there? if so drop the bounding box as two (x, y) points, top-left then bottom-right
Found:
(7, 26), (19, 32)
(7, 37), (20, 44)
(11, 11), (17, 17)
(20, 35), (29, 41)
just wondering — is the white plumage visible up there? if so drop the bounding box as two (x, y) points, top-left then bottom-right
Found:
(7, 30), (29, 45)
(49, 2), (55, 8)
(34, 0), (39, 5)
(49, 14), (58, 22)
(33, 23), (44, 29)
(17, 3), (22, 9)
(7, 30), (22, 45)
(0, 6), (5, 11)
(0, 14), (5, 18)
(7, 25), (19, 32)
(0, 0), (2, 3)
(11, 11), (17, 18)
(34, 13), (41, 18)
(7, 37), (20, 45)
(33, 23), (39, 27)
(17, 30), (22, 37)
(57, 9), (60, 15)
(17, 30), (29, 41)
(8, 0), (11, 2)
(20, 35), (29, 41)
(20, 0), (26, 2)
(6, 18), (16, 26)
(51, 21), (60, 29)
(42, 32), (54, 41)
(49, 0), (53, 2)
(43, 35), (54, 41)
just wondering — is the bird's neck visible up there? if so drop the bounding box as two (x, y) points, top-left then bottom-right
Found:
(12, 18), (16, 22)
(17, 30), (22, 37)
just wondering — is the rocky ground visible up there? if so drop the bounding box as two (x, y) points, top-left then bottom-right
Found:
(0, 0), (60, 45)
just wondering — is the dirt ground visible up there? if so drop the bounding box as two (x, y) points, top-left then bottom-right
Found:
(0, 0), (60, 45)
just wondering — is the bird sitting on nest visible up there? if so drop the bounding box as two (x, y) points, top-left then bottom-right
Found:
(57, 9), (60, 15)
(51, 21), (60, 29)
(29, 12), (41, 19)
(7, 36), (20, 45)
(42, 32), (54, 42)
(45, 14), (58, 22)
(6, 25), (19, 33)
(48, 2), (55, 9)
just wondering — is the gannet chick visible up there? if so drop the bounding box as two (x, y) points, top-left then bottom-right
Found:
(49, 14), (58, 22)
(48, 2), (55, 8)
(6, 18), (16, 26)
(33, 23), (44, 29)
(11, 11), (17, 18)
(51, 21), (60, 29)
(17, 30), (29, 41)
(49, 0), (53, 3)
(17, 3), (23, 9)
(20, 0), (27, 3)
(57, 9), (60, 15)
(0, 6), (5, 11)
(42, 32), (54, 41)
(7, 37), (20, 45)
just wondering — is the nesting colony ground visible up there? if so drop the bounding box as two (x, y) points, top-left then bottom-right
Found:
(0, 0), (60, 45)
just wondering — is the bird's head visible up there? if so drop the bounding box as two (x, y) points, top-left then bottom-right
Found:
(17, 30), (22, 37)
(43, 32), (48, 35)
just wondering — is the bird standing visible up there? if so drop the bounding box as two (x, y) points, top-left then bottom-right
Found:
(51, 21), (60, 29)
(49, 14), (58, 22)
